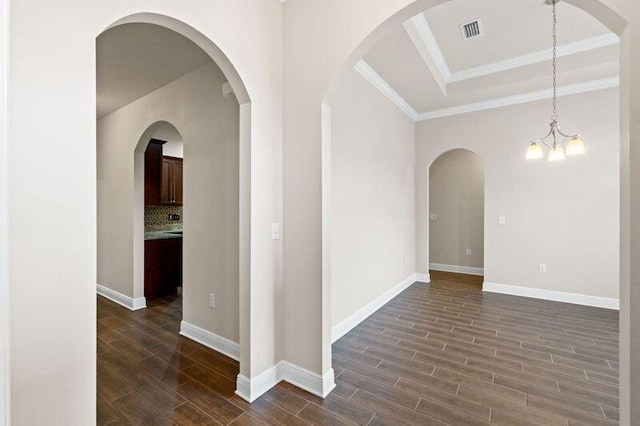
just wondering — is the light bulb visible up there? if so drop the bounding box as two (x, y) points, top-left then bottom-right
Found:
(525, 142), (543, 160)
(548, 145), (566, 162)
(565, 136), (585, 156)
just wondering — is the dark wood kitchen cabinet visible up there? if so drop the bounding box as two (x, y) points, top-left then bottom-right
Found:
(144, 139), (164, 206)
(145, 139), (183, 206)
(161, 156), (183, 206)
(144, 237), (182, 301)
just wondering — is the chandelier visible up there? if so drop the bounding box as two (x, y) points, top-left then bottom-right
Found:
(526, 0), (585, 162)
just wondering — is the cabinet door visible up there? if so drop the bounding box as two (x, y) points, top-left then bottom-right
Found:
(161, 158), (172, 205)
(144, 141), (163, 206)
(172, 159), (183, 206)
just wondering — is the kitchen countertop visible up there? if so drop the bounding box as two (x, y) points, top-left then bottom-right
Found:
(144, 230), (183, 240)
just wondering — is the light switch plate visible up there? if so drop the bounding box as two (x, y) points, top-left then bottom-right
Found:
(539, 264), (547, 274)
(209, 293), (216, 308)
(271, 223), (281, 240)
(498, 216), (506, 225)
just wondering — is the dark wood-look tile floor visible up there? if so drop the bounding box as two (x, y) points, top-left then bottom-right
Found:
(98, 271), (619, 425)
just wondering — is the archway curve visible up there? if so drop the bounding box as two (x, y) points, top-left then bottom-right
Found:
(320, 0), (630, 412)
(96, 15), (253, 389)
(101, 12), (250, 105)
(428, 147), (484, 170)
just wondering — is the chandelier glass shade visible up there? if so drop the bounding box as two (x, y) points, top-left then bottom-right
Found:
(526, 0), (585, 162)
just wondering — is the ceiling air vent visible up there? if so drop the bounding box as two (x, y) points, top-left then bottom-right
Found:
(460, 19), (482, 40)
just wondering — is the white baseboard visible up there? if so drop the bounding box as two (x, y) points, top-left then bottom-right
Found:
(97, 284), (146, 311)
(429, 263), (484, 276)
(415, 273), (431, 283)
(483, 282), (619, 310)
(236, 362), (335, 403)
(235, 364), (280, 402)
(281, 362), (336, 398)
(331, 273), (428, 343)
(180, 321), (240, 361)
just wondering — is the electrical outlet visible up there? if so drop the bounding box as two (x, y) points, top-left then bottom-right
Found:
(539, 264), (547, 274)
(272, 223), (281, 240)
(498, 216), (506, 225)
(209, 293), (216, 308)
(466, 249), (472, 256)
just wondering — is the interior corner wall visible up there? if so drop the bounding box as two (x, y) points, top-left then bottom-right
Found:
(330, 68), (416, 329)
(97, 62), (240, 343)
(429, 150), (484, 270)
(416, 88), (620, 301)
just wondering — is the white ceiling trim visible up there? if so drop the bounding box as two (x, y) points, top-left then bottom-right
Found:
(403, 12), (619, 87)
(416, 76), (619, 121)
(403, 15), (450, 94)
(355, 57), (618, 122)
(448, 33), (620, 83)
(354, 59), (419, 120)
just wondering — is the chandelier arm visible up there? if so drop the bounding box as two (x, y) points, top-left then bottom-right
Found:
(556, 127), (577, 139)
(539, 128), (554, 141)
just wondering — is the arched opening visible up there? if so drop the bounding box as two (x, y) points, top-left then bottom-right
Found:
(429, 149), (484, 282)
(95, 16), (252, 417)
(321, 0), (628, 422)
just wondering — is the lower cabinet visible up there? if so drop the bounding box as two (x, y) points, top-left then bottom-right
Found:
(144, 237), (183, 301)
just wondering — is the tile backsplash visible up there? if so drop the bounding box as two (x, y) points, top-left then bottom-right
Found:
(145, 206), (183, 232)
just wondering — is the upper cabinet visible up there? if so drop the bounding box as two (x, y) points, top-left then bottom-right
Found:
(145, 139), (183, 206)
(161, 156), (183, 206)
(145, 139), (164, 206)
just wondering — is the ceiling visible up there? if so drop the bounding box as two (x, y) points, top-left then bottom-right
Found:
(359, 0), (619, 121)
(97, 23), (212, 118)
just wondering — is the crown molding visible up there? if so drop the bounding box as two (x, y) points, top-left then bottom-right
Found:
(448, 33), (619, 83)
(354, 59), (419, 120)
(416, 76), (619, 121)
(356, 55), (618, 122)
(403, 14), (449, 94)
(402, 11), (619, 88)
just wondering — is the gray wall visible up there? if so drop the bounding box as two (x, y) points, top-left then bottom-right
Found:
(98, 62), (240, 342)
(429, 149), (484, 271)
(330, 68), (416, 328)
(417, 88), (620, 300)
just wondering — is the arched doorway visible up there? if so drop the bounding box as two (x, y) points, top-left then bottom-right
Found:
(429, 149), (484, 279)
(318, 0), (630, 420)
(95, 15), (251, 402)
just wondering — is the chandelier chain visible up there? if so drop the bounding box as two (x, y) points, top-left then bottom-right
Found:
(551, 0), (558, 121)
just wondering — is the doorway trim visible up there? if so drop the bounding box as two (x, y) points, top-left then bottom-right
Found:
(97, 13), (253, 399)
(0, 0), (10, 423)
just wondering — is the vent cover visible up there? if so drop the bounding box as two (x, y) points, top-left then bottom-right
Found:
(460, 19), (482, 40)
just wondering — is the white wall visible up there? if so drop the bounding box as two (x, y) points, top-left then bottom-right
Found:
(98, 62), (240, 342)
(429, 149), (484, 271)
(417, 88), (620, 300)
(161, 140), (183, 158)
(330, 69), (415, 328)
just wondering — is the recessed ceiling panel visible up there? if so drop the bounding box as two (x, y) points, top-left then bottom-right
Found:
(424, 0), (611, 73)
(424, 62), (619, 112)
